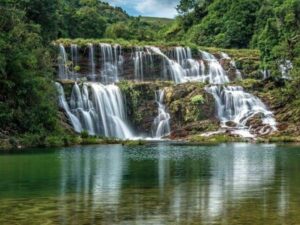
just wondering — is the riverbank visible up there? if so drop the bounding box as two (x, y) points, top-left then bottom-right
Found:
(2, 132), (300, 151)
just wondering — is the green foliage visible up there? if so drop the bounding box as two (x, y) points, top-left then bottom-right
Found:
(176, 0), (262, 48)
(0, 7), (60, 135)
(118, 81), (141, 124)
(173, 0), (300, 80)
(81, 130), (89, 139)
(105, 17), (167, 41)
(190, 95), (204, 105)
(256, 0), (300, 76)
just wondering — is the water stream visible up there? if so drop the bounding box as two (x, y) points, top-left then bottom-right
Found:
(152, 90), (171, 138)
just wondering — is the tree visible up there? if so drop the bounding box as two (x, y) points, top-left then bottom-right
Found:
(0, 7), (59, 134)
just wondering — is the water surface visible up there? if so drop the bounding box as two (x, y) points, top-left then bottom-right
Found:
(0, 143), (300, 225)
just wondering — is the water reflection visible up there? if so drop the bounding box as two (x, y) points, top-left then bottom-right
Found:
(1, 143), (300, 225)
(55, 144), (281, 224)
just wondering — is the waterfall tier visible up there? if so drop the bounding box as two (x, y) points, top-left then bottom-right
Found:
(152, 90), (171, 138)
(57, 44), (240, 84)
(207, 85), (277, 137)
(56, 82), (134, 139)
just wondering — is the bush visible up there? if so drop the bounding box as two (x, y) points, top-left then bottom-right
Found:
(81, 130), (89, 139)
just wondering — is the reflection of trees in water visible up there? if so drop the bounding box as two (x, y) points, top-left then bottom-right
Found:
(59, 145), (125, 224)
(57, 144), (298, 224)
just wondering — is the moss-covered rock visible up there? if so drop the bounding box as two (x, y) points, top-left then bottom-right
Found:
(118, 81), (217, 137)
(118, 81), (173, 134)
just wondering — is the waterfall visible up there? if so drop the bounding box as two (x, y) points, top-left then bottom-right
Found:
(200, 51), (230, 84)
(133, 47), (155, 81)
(207, 85), (277, 137)
(147, 47), (229, 84)
(56, 42), (277, 139)
(169, 47), (201, 78)
(89, 83), (133, 138)
(279, 60), (293, 80)
(220, 52), (242, 80)
(56, 82), (134, 139)
(152, 90), (171, 138)
(58, 44), (69, 80)
(55, 82), (82, 133)
(148, 46), (186, 83)
(88, 43), (96, 80)
(133, 47), (144, 81)
(70, 44), (79, 79)
(100, 43), (123, 83)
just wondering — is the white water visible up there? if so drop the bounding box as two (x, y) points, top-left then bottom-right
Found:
(88, 43), (96, 80)
(133, 47), (155, 81)
(70, 44), (79, 79)
(152, 90), (171, 138)
(220, 52), (242, 80)
(55, 82), (82, 133)
(57, 43), (277, 138)
(146, 47), (230, 84)
(200, 51), (230, 84)
(100, 43), (123, 83)
(58, 44), (69, 80)
(279, 60), (293, 80)
(56, 82), (134, 139)
(207, 85), (277, 137)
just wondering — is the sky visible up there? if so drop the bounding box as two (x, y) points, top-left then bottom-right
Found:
(104, 0), (180, 18)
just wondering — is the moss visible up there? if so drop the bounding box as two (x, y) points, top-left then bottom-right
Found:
(80, 137), (146, 146)
(234, 78), (262, 90)
(118, 80), (142, 124)
(190, 95), (205, 105)
(189, 134), (243, 144)
(54, 38), (259, 58)
(258, 136), (300, 143)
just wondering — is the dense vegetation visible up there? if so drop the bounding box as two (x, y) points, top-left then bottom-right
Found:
(0, 0), (300, 148)
(170, 0), (300, 77)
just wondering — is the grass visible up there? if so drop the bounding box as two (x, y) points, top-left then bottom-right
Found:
(54, 38), (260, 59)
(140, 17), (174, 24)
(257, 136), (300, 143)
(0, 133), (147, 151)
(188, 134), (244, 144)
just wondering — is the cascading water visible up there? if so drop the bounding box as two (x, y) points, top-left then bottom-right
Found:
(147, 46), (186, 83)
(56, 82), (134, 139)
(152, 90), (171, 138)
(56, 42), (277, 139)
(100, 43), (123, 83)
(58, 44), (69, 80)
(207, 85), (277, 137)
(69, 44), (79, 80)
(133, 47), (155, 81)
(88, 43), (96, 80)
(200, 51), (230, 84)
(279, 60), (293, 80)
(55, 82), (82, 133)
(169, 47), (201, 78)
(133, 47), (144, 81)
(220, 52), (242, 80)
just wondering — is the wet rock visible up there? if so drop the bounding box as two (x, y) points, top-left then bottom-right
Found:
(225, 121), (238, 127)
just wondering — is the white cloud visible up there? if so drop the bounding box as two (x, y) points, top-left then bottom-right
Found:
(104, 0), (178, 18)
(135, 0), (178, 18)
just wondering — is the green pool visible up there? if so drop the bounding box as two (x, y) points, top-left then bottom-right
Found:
(0, 143), (300, 225)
